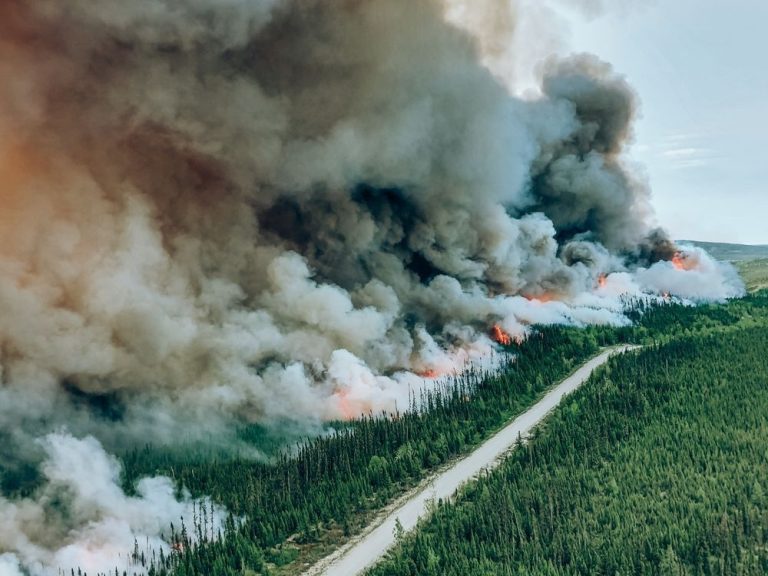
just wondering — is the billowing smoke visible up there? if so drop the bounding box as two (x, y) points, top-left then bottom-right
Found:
(0, 0), (742, 572)
(0, 433), (226, 576)
(0, 0), (744, 457)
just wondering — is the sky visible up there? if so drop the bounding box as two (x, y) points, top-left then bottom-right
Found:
(553, 0), (768, 244)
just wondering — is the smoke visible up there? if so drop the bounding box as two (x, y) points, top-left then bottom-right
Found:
(0, 0), (743, 571)
(635, 245), (744, 301)
(0, 433), (226, 576)
(0, 0), (744, 447)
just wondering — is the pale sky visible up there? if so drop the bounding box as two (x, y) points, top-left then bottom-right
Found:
(559, 0), (768, 244)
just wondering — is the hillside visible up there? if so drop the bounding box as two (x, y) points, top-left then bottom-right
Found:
(736, 259), (768, 292)
(680, 241), (768, 291)
(680, 240), (768, 262)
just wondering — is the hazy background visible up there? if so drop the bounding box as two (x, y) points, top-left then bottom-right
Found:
(560, 0), (767, 244)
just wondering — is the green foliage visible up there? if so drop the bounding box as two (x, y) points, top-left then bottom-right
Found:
(369, 323), (768, 575)
(110, 326), (602, 575)
(80, 293), (768, 575)
(628, 290), (768, 344)
(737, 259), (768, 292)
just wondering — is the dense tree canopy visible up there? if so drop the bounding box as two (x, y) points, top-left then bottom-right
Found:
(65, 291), (768, 575)
(370, 304), (768, 575)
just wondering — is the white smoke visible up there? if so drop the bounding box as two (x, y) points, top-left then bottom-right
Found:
(0, 433), (227, 576)
(636, 245), (745, 301)
(0, 555), (23, 576)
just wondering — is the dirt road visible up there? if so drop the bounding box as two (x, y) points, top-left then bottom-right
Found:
(305, 346), (636, 576)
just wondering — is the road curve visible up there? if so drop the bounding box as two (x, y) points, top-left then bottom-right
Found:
(305, 345), (637, 576)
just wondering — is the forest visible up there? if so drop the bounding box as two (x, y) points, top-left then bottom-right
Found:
(63, 290), (768, 575)
(369, 297), (768, 575)
(117, 324), (603, 575)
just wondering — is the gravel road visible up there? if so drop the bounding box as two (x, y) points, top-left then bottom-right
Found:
(305, 345), (636, 576)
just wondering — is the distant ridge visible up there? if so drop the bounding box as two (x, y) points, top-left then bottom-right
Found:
(678, 240), (768, 262)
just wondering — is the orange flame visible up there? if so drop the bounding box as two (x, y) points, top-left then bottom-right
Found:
(336, 388), (355, 420)
(671, 252), (686, 271)
(598, 274), (607, 288)
(523, 292), (558, 303)
(334, 388), (378, 420)
(418, 368), (441, 379)
(492, 324), (512, 346)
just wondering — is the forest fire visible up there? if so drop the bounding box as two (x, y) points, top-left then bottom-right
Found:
(336, 389), (355, 420)
(672, 252), (686, 270)
(492, 324), (512, 346)
(0, 2), (749, 575)
(523, 292), (558, 303)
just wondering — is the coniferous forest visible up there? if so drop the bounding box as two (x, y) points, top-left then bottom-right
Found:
(370, 296), (768, 575)
(118, 324), (603, 575)
(64, 291), (768, 575)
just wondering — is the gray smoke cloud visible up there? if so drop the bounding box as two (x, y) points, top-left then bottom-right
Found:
(0, 0), (743, 442)
(0, 0), (743, 571)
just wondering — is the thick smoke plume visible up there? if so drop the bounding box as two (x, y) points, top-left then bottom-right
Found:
(0, 0), (739, 433)
(0, 0), (742, 572)
(0, 433), (226, 576)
